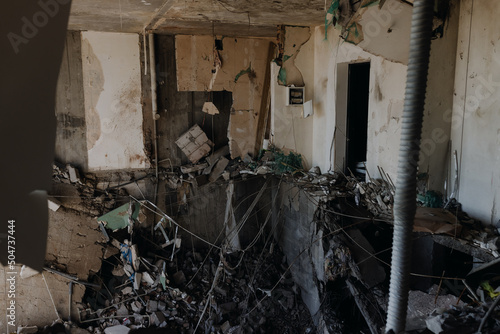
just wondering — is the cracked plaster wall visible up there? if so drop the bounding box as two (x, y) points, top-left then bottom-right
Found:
(271, 26), (315, 170)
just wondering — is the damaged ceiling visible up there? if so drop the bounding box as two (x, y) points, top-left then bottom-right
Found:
(68, 0), (328, 36)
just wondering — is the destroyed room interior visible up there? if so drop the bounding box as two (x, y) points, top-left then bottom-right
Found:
(4, 0), (500, 333)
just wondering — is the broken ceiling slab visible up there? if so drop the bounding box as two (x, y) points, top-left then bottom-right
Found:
(68, 0), (166, 32)
(98, 202), (141, 231)
(175, 124), (213, 164)
(159, 0), (325, 30)
(153, 19), (277, 37)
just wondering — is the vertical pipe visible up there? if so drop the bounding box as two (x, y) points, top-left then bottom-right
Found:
(148, 33), (159, 206)
(385, 0), (434, 333)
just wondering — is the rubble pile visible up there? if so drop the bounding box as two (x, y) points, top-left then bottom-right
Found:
(79, 235), (314, 333)
(46, 150), (500, 334)
(52, 162), (119, 216)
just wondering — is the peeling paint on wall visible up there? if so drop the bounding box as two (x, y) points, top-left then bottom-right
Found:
(82, 32), (149, 170)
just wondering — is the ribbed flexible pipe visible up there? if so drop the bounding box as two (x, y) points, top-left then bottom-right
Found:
(385, 0), (434, 333)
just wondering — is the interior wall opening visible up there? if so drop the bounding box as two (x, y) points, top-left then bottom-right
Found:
(346, 62), (370, 179)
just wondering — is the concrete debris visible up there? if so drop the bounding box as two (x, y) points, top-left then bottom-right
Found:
(202, 101), (220, 115)
(48, 196), (62, 211)
(175, 124), (213, 163)
(406, 284), (465, 331)
(180, 163), (208, 174)
(104, 325), (130, 334)
(206, 145), (230, 166)
(45, 156), (500, 334)
(77, 223), (313, 333)
(209, 157), (229, 182)
(67, 164), (81, 183)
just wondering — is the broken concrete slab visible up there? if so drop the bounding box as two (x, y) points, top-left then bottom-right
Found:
(209, 157), (229, 182)
(180, 163), (208, 174)
(414, 207), (462, 236)
(206, 145), (230, 166)
(175, 124), (213, 163)
(151, 311), (167, 326)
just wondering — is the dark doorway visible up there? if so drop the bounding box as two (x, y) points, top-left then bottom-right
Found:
(193, 91), (232, 151)
(346, 62), (370, 178)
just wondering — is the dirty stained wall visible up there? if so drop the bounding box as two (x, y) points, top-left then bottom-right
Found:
(311, 5), (457, 190)
(420, 0), (459, 192)
(310, 25), (407, 180)
(356, 0), (413, 64)
(271, 26), (315, 169)
(270, 3), (458, 191)
(451, 0), (500, 225)
(82, 31), (149, 170)
(55, 31), (88, 171)
(175, 35), (273, 158)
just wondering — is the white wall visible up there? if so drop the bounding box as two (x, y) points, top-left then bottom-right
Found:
(81, 31), (149, 170)
(312, 25), (407, 181)
(451, 0), (500, 224)
(270, 3), (459, 194)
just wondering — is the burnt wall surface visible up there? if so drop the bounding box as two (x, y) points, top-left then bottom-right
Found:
(55, 31), (88, 171)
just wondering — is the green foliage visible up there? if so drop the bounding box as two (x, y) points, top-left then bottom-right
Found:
(272, 149), (303, 174)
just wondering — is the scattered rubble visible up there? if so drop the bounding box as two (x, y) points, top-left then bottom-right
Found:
(43, 150), (500, 333)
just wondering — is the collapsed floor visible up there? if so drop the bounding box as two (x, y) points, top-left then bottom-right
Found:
(9, 149), (500, 334)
